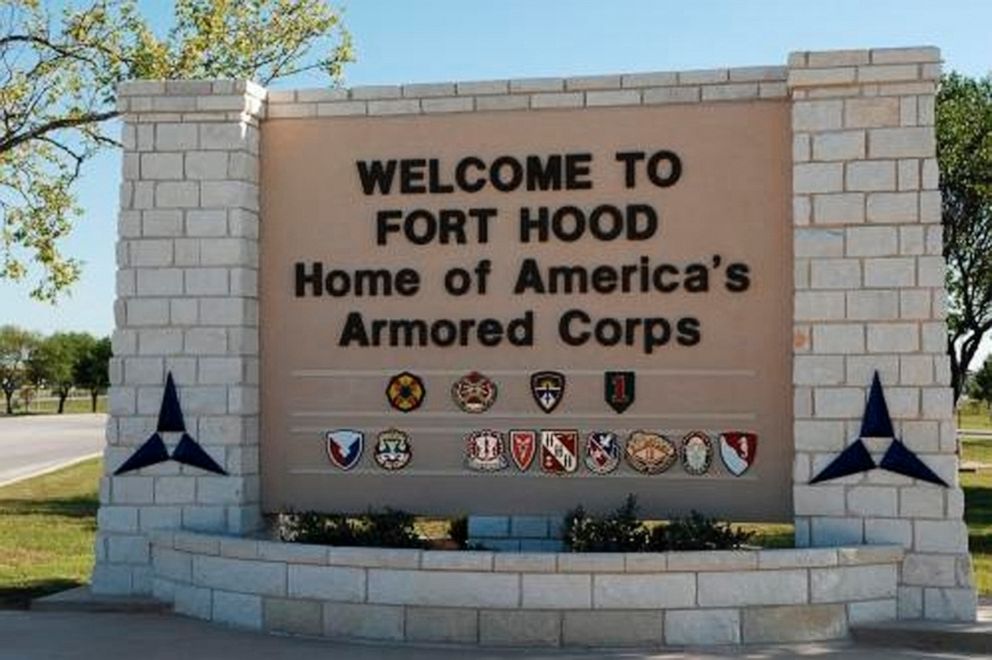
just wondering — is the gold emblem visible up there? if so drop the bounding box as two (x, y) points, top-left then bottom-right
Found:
(625, 431), (676, 474)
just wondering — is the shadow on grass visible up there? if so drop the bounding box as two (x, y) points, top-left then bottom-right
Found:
(0, 579), (83, 610)
(0, 494), (98, 519)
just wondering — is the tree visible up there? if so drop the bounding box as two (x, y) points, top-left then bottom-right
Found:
(74, 336), (111, 412)
(938, 73), (992, 402)
(28, 331), (91, 413)
(969, 357), (992, 419)
(0, 325), (39, 414)
(1, 0), (353, 300)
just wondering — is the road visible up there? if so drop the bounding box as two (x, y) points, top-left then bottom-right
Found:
(0, 414), (106, 487)
(0, 611), (983, 660)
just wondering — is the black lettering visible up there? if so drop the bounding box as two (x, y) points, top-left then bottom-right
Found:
(356, 160), (397, 195)
(455, 157), (486, 192)
(338, 312), (370, 346)
(519, 207), (549, 243)
(565, 153), (593, 189)
(642, 318), (672, 354)
(430, 319), (458, 346)
(725, 263), (751, 292)
(295, 262), (323, 296)
(548, 265), (588, 294)
(513, 258), (545, 294)
(683, 263), (710, 292)
(477, 319), (504, 346)
(647, 150), (682, 188)
(552, 206), (585, 242)
(677, 317), (701, 346)
(399, 159), (427, 194)
(627, 204), (658, 240)
(490, 156), (523, 192)
(469, 208), (496, 243)
(651, 264), (680, 292)
(390, 319), (428, 346)
(526, 155), (563, 191)
(376, 210), (404, 245)
(395, 269), (420, 296)
(428, 159), (455, 193)
(507, 311), (534, 346)
(559, 309), (591, 346)
(589, 205), (623, 240)
(615, 151), (644, 188)
(404, 210), (436, 245)
(591, 266), (618, 293)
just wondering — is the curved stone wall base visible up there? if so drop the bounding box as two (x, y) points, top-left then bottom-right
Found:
(150, 531), (903, 647)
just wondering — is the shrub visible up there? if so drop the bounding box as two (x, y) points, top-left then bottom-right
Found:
(448, 516), (469, 549)
(647, 511), (753, 551)
(278, 508), (425, 548)
(564, 495), (753, 553)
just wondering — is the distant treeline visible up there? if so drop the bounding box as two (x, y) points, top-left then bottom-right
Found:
(0, 325), (110, 414)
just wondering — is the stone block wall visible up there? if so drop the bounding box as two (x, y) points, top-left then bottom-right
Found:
(93, 81), (265, 594)
(151, 531), (904, 646)
(787, 47), (975, 620)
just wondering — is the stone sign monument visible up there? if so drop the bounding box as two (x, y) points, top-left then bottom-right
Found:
(91, 46), (976, 646)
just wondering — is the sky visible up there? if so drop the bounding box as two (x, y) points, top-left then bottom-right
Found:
(2, 0), (991, 361)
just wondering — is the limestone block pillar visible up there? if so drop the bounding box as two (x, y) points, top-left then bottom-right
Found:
(92, 80), (266, 595)
(787, 47), (975, 621)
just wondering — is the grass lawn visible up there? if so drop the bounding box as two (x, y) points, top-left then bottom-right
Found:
(0, 396), (107, 417)
(958, 402), (992, 430)
(2, 447), (992, 609)
(0, 458), (100, 609)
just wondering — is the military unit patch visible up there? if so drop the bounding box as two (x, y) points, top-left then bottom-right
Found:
(584, 431), (621, 474)
(604, 371), (635, 414)
(325, 429), (364, 470)
(540, 430), (579, 474)
(386, 371), (425, 413)
(465, 430), (508, 471)
(719, 431), (757, 476)
(680, 431), (713, 476)
(374, 429), (412, 470)
(451, 371), (497, 413)
(509, 430), (537, 471)
(530, 371), (565, 413)
(625, 431), (676, 474)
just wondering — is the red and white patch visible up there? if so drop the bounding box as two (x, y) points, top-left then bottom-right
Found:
(509, 430), (537, 471)
(540, 430), (578, 474)
(719, 432), (758, 476)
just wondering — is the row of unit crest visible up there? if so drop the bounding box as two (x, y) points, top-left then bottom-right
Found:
(387, 370), (637, 414)
(324, 428), (757, 477)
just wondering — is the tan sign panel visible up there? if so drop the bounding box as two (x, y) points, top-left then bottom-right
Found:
(260, 100), (792, 520)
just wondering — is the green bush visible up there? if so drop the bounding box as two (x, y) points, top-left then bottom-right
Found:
(564, 495), (753, 552)
(278, 509), (425, 548)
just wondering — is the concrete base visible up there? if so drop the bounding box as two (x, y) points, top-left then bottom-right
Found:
(851, 606), (992, 654)
(32, 586), (168, 614)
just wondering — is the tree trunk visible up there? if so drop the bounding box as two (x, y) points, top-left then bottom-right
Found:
(3, 391), (11, 415)
(58, 390), (67, 414)
(91, 390), (98, 413)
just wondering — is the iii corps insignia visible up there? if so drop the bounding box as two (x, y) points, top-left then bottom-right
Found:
(584, 431), (621, 474)
(509, 430), (537, 471)
(325, 429), (364, 471)
(451, 371), (497, 413)
(625, 431), (676, 474)
(719, 432), (757, 476)
(540, 430), (579, 474)
(465, 430), (508, 472)
(604, 371), (635, 414)
(530, 371), (565, 413)
(373, 429), (412, 470)
(680, 431), (713, 476)
(386, 372), (425, 413)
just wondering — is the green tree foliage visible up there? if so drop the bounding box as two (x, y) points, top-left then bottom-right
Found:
(74, 335), (111, 412)
(969, 357), (992, 418)
(27, 331), (91, 413)
(0, 325), (39, 414)
(938, 73), (992, 402)
(1, 0), (353, 300)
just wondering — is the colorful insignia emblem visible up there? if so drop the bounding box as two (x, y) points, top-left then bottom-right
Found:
(510, 430), (537, 471)
(530, 371), (565, 413)
(605, 371), (635, 414)
(719, 432), (757, 476)
(680, 431), (713, 476)
(325, 429), (364, 470)
(386, 372), (425, 413)
(451, 371), (497, 413)
(465, 430), (508, 471)
(584, 431), (621, 474)
(373, 429), (412, 470)
(625, 431), (676, 474)
(540, 430), (579, 474)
